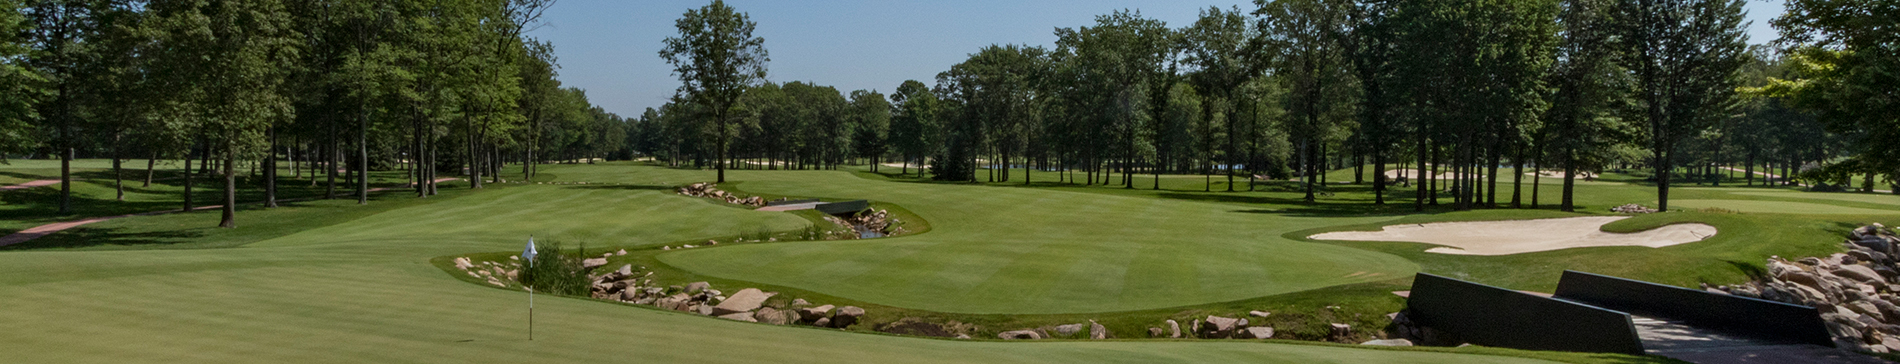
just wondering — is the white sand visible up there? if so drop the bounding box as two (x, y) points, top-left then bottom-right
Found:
(1308, 216), (1716, 255)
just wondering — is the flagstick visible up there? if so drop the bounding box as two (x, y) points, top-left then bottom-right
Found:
(528, 286), (534, 341)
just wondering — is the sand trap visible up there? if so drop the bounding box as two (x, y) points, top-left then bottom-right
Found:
(1309, 216), (1716, 255)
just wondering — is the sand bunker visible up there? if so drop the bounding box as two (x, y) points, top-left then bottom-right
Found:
(1309, 216), (1716, 255)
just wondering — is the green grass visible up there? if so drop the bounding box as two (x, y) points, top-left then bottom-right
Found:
(19, 160), (1892, 363)
(558, 167), (1419, 314)
(0, 162), (1579, 364)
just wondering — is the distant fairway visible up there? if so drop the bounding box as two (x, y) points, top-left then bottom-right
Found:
(1726, 190), (1900, 206)
(1669, 199), (1900, 215)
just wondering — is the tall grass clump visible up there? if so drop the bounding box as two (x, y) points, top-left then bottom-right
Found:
(519, 241), (593, 296)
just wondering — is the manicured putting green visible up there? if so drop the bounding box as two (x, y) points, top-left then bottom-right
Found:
(605, 168), (1419, 314)
(1668, 199), (1900, 215)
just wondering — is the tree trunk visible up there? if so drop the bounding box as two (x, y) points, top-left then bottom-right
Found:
(144, 153), (156, 188)
(220, 144), (237, 229)
(266, 126), (278, 208)
(358, 112), (369, 205)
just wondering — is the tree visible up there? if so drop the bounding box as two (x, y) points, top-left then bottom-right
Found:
(847, 89), (890, 171)
(1762, 0), (1900, 190)
(23, 0), (109, 214)
(1184, 5), (1259, 192)
(0, 0), (44, 162)
(659, 0), (767, 183)
(887, 79), (939, 177)
(1259, 0), (1354, 200)
(150, 0), (302, 228)
(1545, 0), (1630, 211)
(1616, 0), (1748, 211)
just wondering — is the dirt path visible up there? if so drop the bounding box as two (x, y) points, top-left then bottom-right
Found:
(0, 178), (459, 247)
(0, 179), (60, 192)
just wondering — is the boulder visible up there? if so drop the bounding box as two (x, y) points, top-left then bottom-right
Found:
(1838, 265), (1886, 284)
(831, 306), (865, 328)
(813, 317), (831, 328)
(453, 257), (474, 270)
(1330, 323), (1352, 339)
(582, 258), (608, 270)
(799, 305), (835, 323)
(1249, 310), (1272, 318)
(615, 249), (628, 256)
(712, 288), (775, 316)
(717, 312), (757, 322)
(999, 330), (1042, 340)
(696, 304), (715, 316)
(1200, 316), (1240, 338)
(1054, 324), (1085, 337)
(1238, 327), (1275, 339)
(790, 298), (811, 306)
(1362, 339), (1414, 346)
(685, 281), (711, 293)
(756, 307), (789, 325)
(1089, 321), (1108, 339)
(1166, 319), (1182, 338)
(615, 264), (633, 277)
(620, 289), (639, 301)
(1148, 327), (1165, 338)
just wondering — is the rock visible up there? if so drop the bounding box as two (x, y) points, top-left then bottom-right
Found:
(615, 264), (633, 277)
(1149, 327), (1165, 338)
(955, 334), (971, 339)
(1054, 324), (1086, 337)
(1363, 339), (1414, 346)
(799, 305), (835, 323)
(1089, 321), (1108, 339)
(790, 298), (811, 306)
(697, 304), (715, 316)
(1330, 323), (1352, 339)
(1249, 310), (1272, 318)
(756, 307), (789, 325)
(999, 330), (1042, 340)
(659, 295), (692, 311)
(453, 257), (474, 270)
(1239, 327), (1275, 339)
(718, 312), (757, 322)
(814, 317), (831, 328)
(615, 249), (627, 256)
(621, 289), (639, 301)
(1200, 316), (1240, 338)
(1838, 265), (1886, 284)
(831, 306), (865, 328)
(685, 281), (710, 293)
(1166, 319), (1181, 338)
(712, 288), (775, 316)
(582, 258), (608, 270)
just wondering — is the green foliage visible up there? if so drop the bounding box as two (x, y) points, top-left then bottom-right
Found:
(519, 240), (593, 296)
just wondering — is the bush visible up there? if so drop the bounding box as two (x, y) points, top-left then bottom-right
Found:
(518, 241), (594, 296)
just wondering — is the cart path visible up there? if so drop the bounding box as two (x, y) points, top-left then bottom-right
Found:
(0, 178), (459, 247)
(0, 179), (60, 191)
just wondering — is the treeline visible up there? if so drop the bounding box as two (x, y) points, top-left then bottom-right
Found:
(651, 0), (1886, 213)
(0, 0), (625, 227)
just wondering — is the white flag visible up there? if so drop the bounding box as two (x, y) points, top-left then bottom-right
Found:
(521, 237), (538, 263)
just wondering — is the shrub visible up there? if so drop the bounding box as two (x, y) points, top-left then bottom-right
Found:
(518, 241), (593, 296)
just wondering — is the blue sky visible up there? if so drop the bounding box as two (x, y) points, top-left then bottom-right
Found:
(527, 0), (1788, 118)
